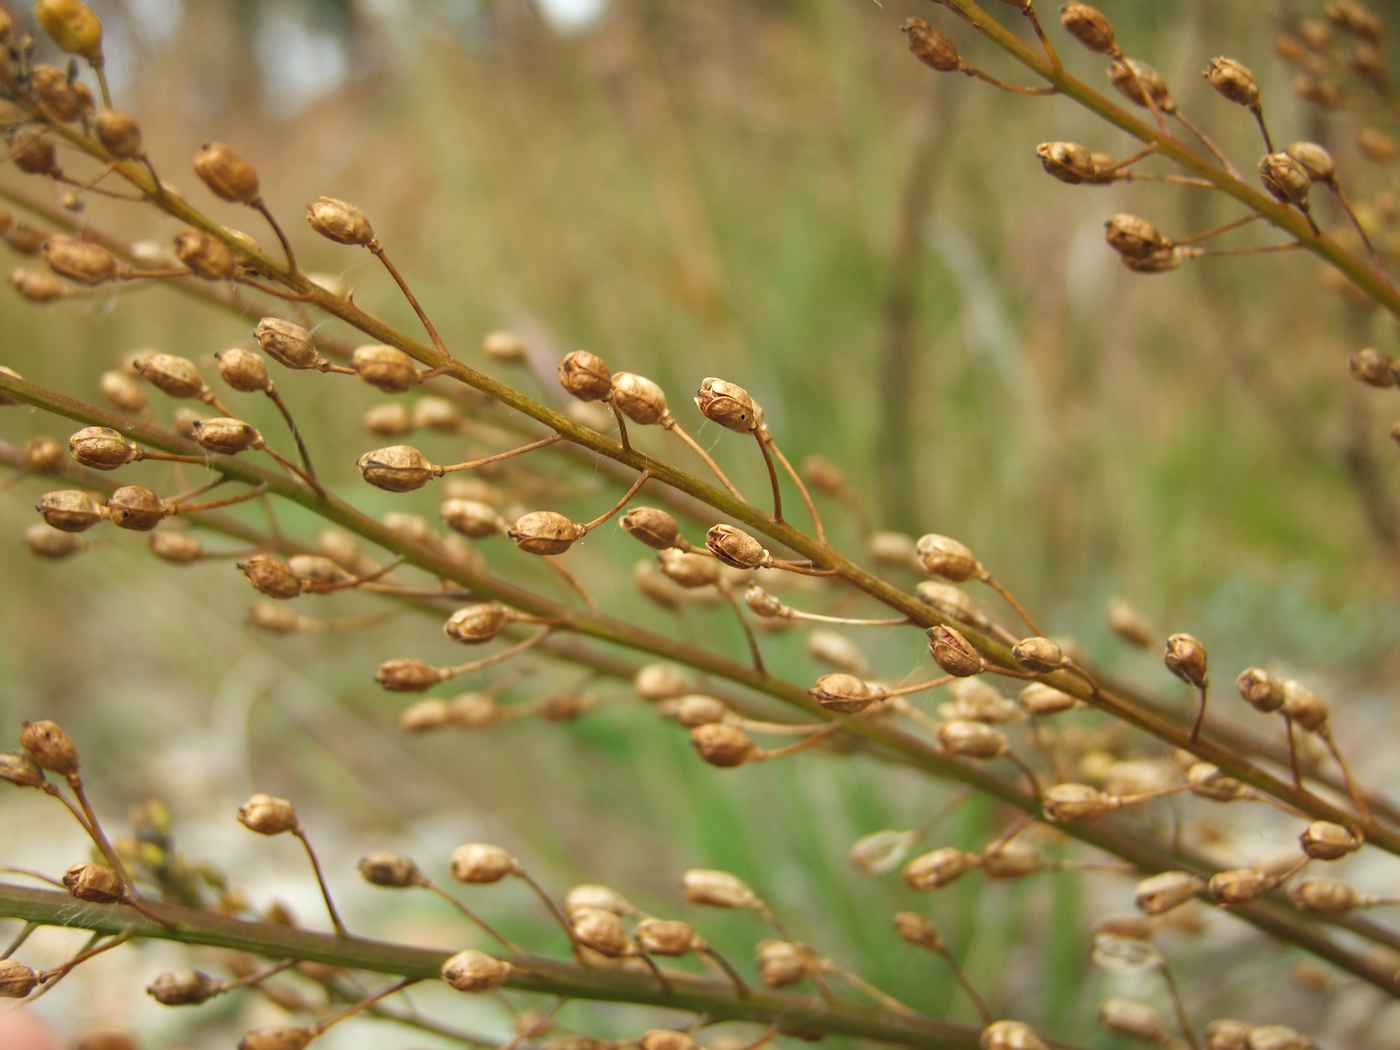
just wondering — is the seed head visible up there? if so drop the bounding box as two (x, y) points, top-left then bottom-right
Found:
(893, 911), (944, 950)
(691, 722), (758, 767)
(1299, 820), (1361, 860)
(442, 949), (512, 991)
(611, 372), (668, 425)
(194, 143), (261, 205)
(174, 228), (237, 280)
(1164, 633), (1208, 689)
(307, 197), (375, 246)
(9, 129), (58, 177)
(979, 1020), (1049, 1050)
(557, 350), (613, 402)
(1042, 783), (1117, 822)
(30, 65), (89, 122)
(1285, 141), (1337, 185)
(37, 490), (105, 533)
(1098, 1000), (1169, 1043)
(1208, 867), (1268, 906)
(1235, 667), (1284, 713)
(622, 507), (683, 550)
(1289, 876), (1360, 913)
(21, 720), (79, 775)
(1259, 153), (1313, 206)
(937, 720), (1010, 760)
(290, 553), (354, 588)
(1281, 679), (1329, 732)
(682, 868), (758, 909)
(191, 417), (262, 455)
(147, 968), (221, 1006)
(353, 345), (421, 393)
(136, 352), (208, 401)
(694, 377), (759, 432)
(1036, 141), (1100, 184)
(1187, 762), (1247, 801)
(238, 554), (304, 599)
(917, 581), (986, 627)
(444, 603), (514, 644)
(92, 110), (144, 162)
(237, 793), (298, 835)
(63, 861), (124, 903)
(34, 0), (104, 61)
(1205, 57), (1261, 106)
(928, 625), (985, 677)
(450, 842), (517, 883)
(247, 602), (302, 634)
(357, 445), (439, 492)
(1349, 347), (1393, 388)
(809, 673), (883, 714)
(901, 18), (962, 71)
(755, 940), (809, 987)
(1011, 636), (1066, 673)
(1105, 214), (1170, 259)
(705, 524), (769, 569)
(981, 841), (1049, 879)
(10, 267), (72, 302)
(358, 851), (424, 888)
(508, 511), (585, 555)
(658, 548), (722, 588)
(915, 534), (982, 581)
(1134, 870), (1205, 914)
(667, 695), (729, 727)
(0, 959), (37, 998)
(23, 436), (61, 473)
(1109, 58), (1173, 110)
(376, 659), (445, 692)
(43, 235), (118, 285)
(571, 906), (632, 957)
(255, 318), (320, 370)
(566, 884), (638, 917)
(903, 847), (980, 890)
(0, 749), (47, 788)
(212, 349), (270, 395)
(634, 664), (690, 701)
(635, 918), (699, 956)
(744, 584), (789, 620)
(1018, 682), (1079, 716)
(1060, 2), (1115, 53)
(68, 427), (136, 470)
(1120, 247), (1192, 274)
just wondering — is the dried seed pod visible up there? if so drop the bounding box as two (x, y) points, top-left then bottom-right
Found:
(1349, 347), (1393, 387)
(1019, 682), (1079, 716)
(634, 664), (690, 701)
(97, 370), (147, 414)
(239, 553), (304, 599)
(358, 851), (423, 888)
(705, 524), (770, 569)
(1235, 667), (1284, 713)
(694, 377), (760, 432)
(979, 1020), (1049, 1050)
(915, 534), (981, 581)
(1259, 153), (1313, 206)
(482, 330), (526, 362)
(1098, 999), (1169, 1043)
(37, 490), (105, 532)
(9, 129), (59, 177)
(21, 720), (79, 775)
(92, 109), (144, 161)
(928, 625), (985, 677)
(1299, 820), (1361, 860)
(64, 861), (124, 903)
(444, 604), (514, 644)
(1109, 58), (1173, 109)
(10, 267), (72, 302)
(1289, 876), (1361, 912)
(1011, 636), (1065, 673)
(937, 720), (1010, 760)
(255, 318), (320, 370)
(1206, 57), (1261, 107)
(0, 749), (48, 788)
(239, 1026), (313, 1050)
(668, 695), (730, 727)
(756, 940), (810, 987)
(136, 352), (210, 402)
(571, 906), (632, 957)
(442, 949), (511, 992)
(191, 417), (262, 454)
(306, 197), (374, 246)
(939, 680), (1015, 723)
(147, 968), (221, 1006)
(1036, 141), (1100, 184)
(612, 372), (668, 425)
(635, 918), (700, 956)
(247, 602), (303, 634)
(215, 348), (271, 394)
(809, 673), (884, 714)
(566, 884), (637, 917)
(174, 228), (237, 280)
(557, 350), (613, 401)
(357, 445), (440, 493)
(23, 438), (61, 474)
(450, 843), (517, 883)
(893, 911), (944, 950)
(1243, 1025), (1310, 1050)
(353, 345), (420, 393)
(640, 1032), (699, 1050)
(1105, 215), (1170, 259)
(1164, 633), (1208, 689)
(1285, 142), (1336, 185)
(1120, 246), (1192, 274)
(68, 427), (137, 470)
(903, 847), (980, 890)
(237, 793), (298, 835)
(1205, 1020), (1253, 1050)
(901, 16), (964, 71)
(865, 530), (917, 568)
(917, 581), (986, 627)
(1135, 870), (1206, 914)
(365, 404), (413, 437)
(622, 507), (684, 550)
(1041, 783), (1118, 822)
(649, 551), (718, 592)
(0, 959), (37, 999)
(745, 585), (789, 620)
(194, 143), (260, 205)
(411, 396), (462, 432)
(149, 531), (206, 564)
(1187, 762), (1249, 801)
(1060, 2), (1115, 53)
(1281, 679), (1329, 732)
(509, 511), (585, 555)
(980, 840), (1049, 879)
(376, 658), (444, 692)
(30, 65), (87, 122)
(805, 630), (870, 675)
(398, 698), (453, 732)
(682, 868), (757, 909)
(691, 722), (758, 767)
(44, 235), (119, 285)
(1208, 867), (1269, 906)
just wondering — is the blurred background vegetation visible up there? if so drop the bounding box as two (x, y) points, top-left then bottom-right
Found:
(4, 0), (1400, 1046)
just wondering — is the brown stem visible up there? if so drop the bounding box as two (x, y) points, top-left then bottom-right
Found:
(1320, 729), (1373, 825)
(254, 199), (297, 274)
(979, 573), (1042, 636)
(754, 429), (782, 523)
(718, 581), (766, 675)
(665, 418), (743, 499)
(309, 975), (419, 1035)
(581, 471), (651, 532)
(266, 386), (320, 490)
(293, 827), (348, 938)
(937, 946), (993, 1028)
(371, 243), (449, 359)
(765, 432), (825, 544)
(424, 883), (522, 954)
(442, 435), (564, 475)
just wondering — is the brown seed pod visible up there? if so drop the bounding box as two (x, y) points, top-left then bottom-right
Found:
(901, 17), (963, 72)
(1285, 141), (1337, 185)
(450, 843), (518, 883)
(1205, 1020), (1253, 1050)
(936, 720), (1010, 760)
(10, 129), (59, 176)
(694, 377), (760, 432)
(756, 939), (810, 987)
(1205, 57), (1261, 107)
(136, 352), (209, 401)
(194, 143), (261, 205)
(1011, 636), (1066, 673)
(1281, 679), (1329, 732)
(247, 602), (303, 634)
(1164, 633), (1209, 689)
(191, 417), (262, 454)
(444, 603), (514, 644)
(237, 792), (298, 835)
(358, 851), (424, 888)
(1259, 153), (1312, 205)
(482, 330), (526, 362)
(238, 553), (304, 599)
(705, 523), (770, 569)
(928, 625), (985, 677)
(37, 490), (106, 532)
(682, 868), (757, 909)
(565, 884), (638, 917)
(1018, 682), (1079, 716)
(571, 906), (632, 957)
(69, 426), (138, 470)
(980, 840), (1049, 880)
(34, 0), (104, 61)
(364, 403), (413, 436)
(43, 235), (118, 285)
(1060, 1), (1115, 53)
(238, 1026), (314, 1050)
(10, 266), (72, 302)
(893, 911), (944, 950)
(149, 530), (207, 564)
(1134, 870), (1205, 914)
(1241, 1025), (1310, 1050)
(1349, 347), (1393, 387)
(804, 631), (870, 676)
(1235, 667), (1284, 713)
(612, 372), (669, 425)
(657, 549), (721, 588)
(1109, 58), (1173, 109)
(174, 228), (238, 281)
(634, 664), (691, 701)
(941, 680), (1017, 723)
(24, 436), (63, 472)
(353, 345), (420, 393)
(63, 861), (124, 903)
(255, 318), (321, 370)
(0, 958), (38, 999)
(216, 348), (271, 393)
(357, 445), (440, 492)
(509, 511), (584, 555)
(306, 197), (375, 246)
(809, 673), (885, 714)
(1288, 876), (1361, 913)
(622, 507), (684, 550)
(903, 847), (980, 890)
(1187, 762), (1248, 801)
(557, 350), (613, 402)
(665, 695), (730, 728)
(441, 498), (506, 538)
(441, 948), (513, 991)
(376, 658), (445, 692)
(1036, 141), (1100, 184)
(93, 109), (144, 161)
(635, 918), (700, 956)
(0, 749), (48, 788)
(1208, 868), (1269, 906)
(915, 534), (981, 581)
(1099, 999), (1169, 1043)
(1105, 215), (1170, 259)
(917, 581), (986, 627)
(1299, 820), (1361, 860)
(691, 722), (758, 767)
(1328, 0), (1383, 40)
(30, 65), (88, 122)
(98, 370), (148, 413)
(106, 486), (166, 531)
(20, 720), (79, 775)
(979, 1021), (1049, 1050)
(147, 968), (221, 1006)
(744, 584), (789, 620)
(1041, 783), (1118, 823)
(412, 396), (463, 432)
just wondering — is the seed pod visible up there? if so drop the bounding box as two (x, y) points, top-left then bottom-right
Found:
(1120, 246), (1192, 274)
(0, 749), (47, 788)
(694, 377), (760, 432)
(10, 267), (72, 302)
(508, 511), (585, 555)
(691, 722), (758, 767)
(306, 197), (375, 246)
(33, 0), (103, 61)
(558, 350), (613, 401)
(1018, 682), (1078, 716)
(1259, 153), (1313, 206)
(9, 129), (58, 177)
(1234, 667), (1284, 713)
(64, 861), (124, 903)
(449, 842), (517, 883)
(900, 17), (963, 72)
(1109, 58), (1173, 109)
(893, 911), (944, 950)
(238, 1026), (313, 1050)
(434, 500), (501, 542)
(937, 720), (1010, 760)
(21, 438), (59, 476)
(408, 397), (460, 433)
(566, 884), (637, 917)
(682, 868), (757, 909)
(915, 534), (981, 581)
(1208, 867), (1268, 906)
(105, 485), (162, 531)
(755, 940), (810, 987)
(1280, 679), (1329, 732)
(211, 349), (270, 395)
(621, 507), (683, 550)
(238, 553), (304, 599)
(635, 918), (699, 956)
(68, 427), (137, 470)
(364, 404), (413, 437)
(979, 1020), (1049, 1050)
(237, 793), (298, 835)
(247, 602), (302, 634)
(1243, 1025), (1310, 1050)
(1205, 57), (1261, 106)
(1349, 347), (1394, 388)
(928, 625), (985, 677)
(149, 531), (206, 565)
(1011, 636), (1065, 673)
(1134, 870), (1205, 915)
(1164, 633), (1208, 689)
(1098, 999), (1169, 1042)
(94, 371), (146, 416)
(938, 680), (1014, 723)
(442, 948), (512, 992)
(44, 235), (118, 285)
(90, 111), (145, 165)
(705, 524), (769, 569)
(136, 352), (209, 401)
(634, 664), (690, 701)
(191, 417), (262, 455)
(443, 604), (513, 645)
(1105, 214), (1170, 259)
(917, 581), (986, 627)
(667, 695), (729, 728)
(1205, 1020), (1253, 1050)
(357, 445), (439, 493)
(481, 330), (526, 362)
(358, 851), (423, 888)
(376, 658), (444, 692)
(30, 65), (86, 122)
(194, 143), (260, 204)
(1060, 2), (1115, 53)
(353, 345), (420, 393)
(1289, 876), (1360, 912)
(172, 233), (238, 287)
(255, 318), (320, 370)
(744, 585), (789, 620)
(808, 673), (883, 714)
(1187, 762), (1248, 801)
(1285, 141), (1336, 186)
(903, 847), (980, 890)
(0, 959), (37, 999)
(1041, 783), (1118, 823)
(1299, 820), (1361, 860)
(21, 719), (79, 775)
(398, 698), (455, 733)
(980, 840), (1048, 880)
(1036, 141), (1100, 184)
(640, 1032), (698, 1050)
(147, 968), (221, 1005)
(611, 372), (668, 425)
(37, 490), (105, 532)
(571, 906), (632, 957)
